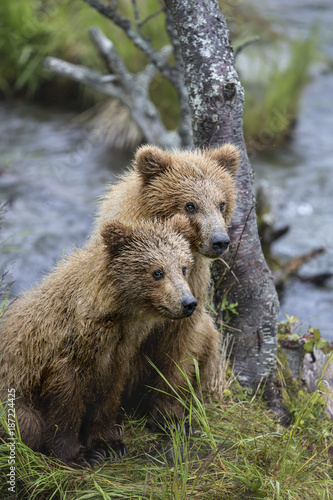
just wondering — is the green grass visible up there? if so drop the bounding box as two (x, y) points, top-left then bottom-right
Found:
(243, 28), (318, 147)
(1, 359), (332, 500)
(0, 0), (167, 99)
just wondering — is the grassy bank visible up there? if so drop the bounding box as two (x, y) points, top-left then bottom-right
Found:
(1, 360), (332, 499)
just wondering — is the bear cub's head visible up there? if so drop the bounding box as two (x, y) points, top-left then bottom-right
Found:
(135, 144), (240, 259)
(101, 215), (197, 319)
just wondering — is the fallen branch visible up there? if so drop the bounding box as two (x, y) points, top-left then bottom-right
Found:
(274, 247), (326, 287)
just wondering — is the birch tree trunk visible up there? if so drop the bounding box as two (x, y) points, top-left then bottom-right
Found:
(165, 0), (280, 391)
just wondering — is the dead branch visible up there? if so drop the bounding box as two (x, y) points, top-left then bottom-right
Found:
(274, 247), (326, 287)
(45, 27), (180, 149)
(45, 2), (193, 149)
(82, 0), (192, 146)
(82, 0), (176, 84)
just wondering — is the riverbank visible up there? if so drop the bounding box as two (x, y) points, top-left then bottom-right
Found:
(0, 355), (332, 499)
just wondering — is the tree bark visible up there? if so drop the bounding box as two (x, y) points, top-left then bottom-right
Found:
(165, 0), (280, 388)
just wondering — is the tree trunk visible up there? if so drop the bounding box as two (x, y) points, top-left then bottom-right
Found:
(165, 0), (280, 388)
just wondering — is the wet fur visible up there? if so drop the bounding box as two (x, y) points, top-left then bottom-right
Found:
(0, 217), (194, 465)
(88, 145), (239, 425)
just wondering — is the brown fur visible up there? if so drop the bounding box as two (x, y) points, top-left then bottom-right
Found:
(88, 144), (239, 426)
(0, 217), (195, 465)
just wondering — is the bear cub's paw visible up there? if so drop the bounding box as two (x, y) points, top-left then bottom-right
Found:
(91, 438), (128, 460)
(70, 440), (128, 468)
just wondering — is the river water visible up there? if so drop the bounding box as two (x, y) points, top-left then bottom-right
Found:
(0, 1), (332, 339)
(252, 0), (333, 339)
(0, 104), (131, 296)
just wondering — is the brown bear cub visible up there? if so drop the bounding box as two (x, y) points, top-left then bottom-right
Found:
(0, 216), (196, 466)
(88, 144), (239, 429)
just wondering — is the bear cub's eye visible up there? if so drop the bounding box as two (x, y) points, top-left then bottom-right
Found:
(152, 268), (164, 280)
(182, 267), (187, 276)
(220, 202), (226, 212)
(185, 202), (197, 213)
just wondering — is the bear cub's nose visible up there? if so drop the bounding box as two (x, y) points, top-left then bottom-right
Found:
(211, 234), (230, 254)
(181, 296), (198, 316)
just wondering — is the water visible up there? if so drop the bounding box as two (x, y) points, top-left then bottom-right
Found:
(0, 1), (332, 340)
(252, 0), (333, 338)
(0, 103), (130, 295)
(253, 72), (333, 337)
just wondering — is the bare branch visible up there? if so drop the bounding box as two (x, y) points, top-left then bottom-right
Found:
(44, 57), (122, 98)
(46, 2), (192, 149)
(234, 36), (260, 58)
(82, 0), (177, 84)
(131, 0), (141, 31)
(89, 27), (131, 84)
(274, 247), (326, 287)
(81, 1), (192, 147)
(44, 45), (181, 150)
(140, 8), (165, 28)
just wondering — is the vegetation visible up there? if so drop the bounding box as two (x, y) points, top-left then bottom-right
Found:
(0, 355), (332, 499)
(279, 315), (332, 355)
(243, 30), (317, 149)
(0, 0), (317, 144)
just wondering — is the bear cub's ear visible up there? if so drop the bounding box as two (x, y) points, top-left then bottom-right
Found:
(101, 221), (132, 256)
(168, 214), (198, 247)
(208, 144), (240, 178)
(135, 145), (171, 184)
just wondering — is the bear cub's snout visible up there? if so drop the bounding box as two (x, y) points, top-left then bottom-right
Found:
(181, 295), (197, 316)
(210, 232), (230, 254)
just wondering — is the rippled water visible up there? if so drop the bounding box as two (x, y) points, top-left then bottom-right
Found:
(252, 0), (333, 339)
(0, 1), (332, 340)
(0, 104), (130, 295)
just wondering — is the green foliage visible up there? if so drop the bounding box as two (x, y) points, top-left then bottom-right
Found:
(243, 27), (318, 147)
(220, 297), (238, 324)
(304, 327), (332, 355)
(278, 314), (332, 355)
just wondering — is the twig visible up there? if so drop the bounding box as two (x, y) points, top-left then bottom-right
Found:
(140, 8), (165, 28)
(234, 36), (260, 57)
(228, 203), (257, 274)
(89, 27), (130, 83)
(82, 0), (177, 85)
(131, 0), (141, 30)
